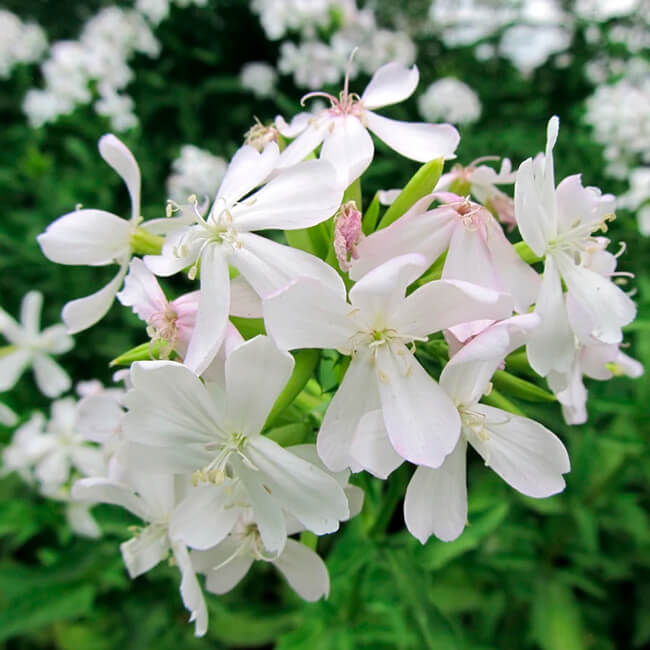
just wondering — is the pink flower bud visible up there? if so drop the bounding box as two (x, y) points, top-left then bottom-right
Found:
(334, 201), (363, 271)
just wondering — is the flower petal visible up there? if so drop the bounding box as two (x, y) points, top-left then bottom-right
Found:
(20, 291), (43, 335)
(273, 538), (329, 601)
(513, 157), (552, 256)
(361, 62), (419, 109)
(0, 348), (31, 392)
(365, 111), (459, 162)
(349, 409), (403, 479)
(38, 209), (131, 266)
(404, 439), (468, 543)
(469, 403), (570, 498)
(173, 542), (209, 637)
(375, 344), (461, 469)
(202, 544), (254, 595)
(229, 275), (263, 318)
(71, 477), (149, 520)
(320, 115), (374, 186)
(32, 354), (71, 398)
(276, 119), (330, 170)
(121, 525), (170, 578)
(117, 258), (167, 322)
(99, 134), (141, 221)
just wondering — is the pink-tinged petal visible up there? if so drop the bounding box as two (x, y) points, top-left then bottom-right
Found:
(32, 355), (71, 398)
(276, 119), (330, 170)
(555, 174), (602, 233)
(121, 526), (169, 578)
(0, 348), (31, 392)
(365, 111), (459, 163)
(349, 253), (428, 327)
(225, 336), (294, 437)
(320, 115), (374, 186)
(469, 403), (570, 497)
(232, 232), (344, 298)
(614, 351), (643, 378)
(62, 264), (128, 333)
(246, 435), (349, 535)
(317, 349), (381, 472)
(229, 276), (262, 318)
(38, 209), (131, 266)
(98, 134), (141, 220)
(169, 484), (240, 550)
(350, 202), (456, 281)
(200, 542), (254, 594)
(556, 253), (636, 344)
(349, 409), (403, 479)
(513, 157), (552, 256)
(184, 244), (230, 375)
(215, 142), (279, 207)
(361, 62), (419, 110)
(375, 344), (460, 468)
(395, 279), (513, 339)
(117, 258), (167, 322)
(275, 112), (312, 138)
(440, 313), (540, 406)
(71, 477), (149, 520)
(273, 539), (330, 601)
(404, 439), (467, 543)
(484, 218), (540, 313)
(231, 159), (342, 232)
(527, 257), (574, 377)
(172, 542), (208, 637)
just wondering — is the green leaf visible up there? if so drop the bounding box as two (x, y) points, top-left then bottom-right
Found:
(492, 370), (556, 402)
(532, 581), (586, 650)
(265, 422), (310, 447)
(229, 316), (266, 339)
(362, 193), (381, 234)
(480, 389), (526, 416)
(110, 341), (173, 366)
(378, 157), (443, 229)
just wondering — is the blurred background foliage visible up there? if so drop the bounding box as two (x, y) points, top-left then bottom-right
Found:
(0, 1), (648, 649)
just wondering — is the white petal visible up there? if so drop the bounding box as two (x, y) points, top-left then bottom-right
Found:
(99, 134), (141, 220)
(350, 202), (455, 281)
(71, 477), (149, 520)
(513, 158), (552, 256)
(20, 291), (43, 335)
(365, 111), (459, 162)
(395, 279), (513, 339)
(469, 403), (570, 497)
(276, 120), (330, 170)
(375, 344), (460, 469)
(35, 450), (69, 485)
(229, 275), (263, 318)
(173, 542), (209, 637)
(0, 348), (31, 392)
(349, 409), (403, 479)
(361, 62), (419, 109)
(215, 142), (279, 207)
(199, 540), (254, 594)
(317, 349), (381, 472)
(62, 264), (128, 333)
(225, 336), (294, 436)
(275, 111), (311, 138)
(77, 394), (124, 444)
(232, 232), (344, 298)
(117, 258), (167, 322)
(273, 538), (329, 601)
(349, 253), (428, 326)
(121, 526), (169, 578)
(183, 244), (230, 375)
(143, 227), (197, 277)
(66, 502), (101, 539)
(320, 115), (374, 186)
(116, 441), (209, 475)
(527, 256), (574, 376)
(404, 439), (468, 543)
(32, 355), (71, 398)
(169, 484), (240, 550)
(38, 210), (131, 266)
(231, 159), (342, 232)
(246, 435), (350, 535)
(263, 277), (354, 352)
(69, 446), (106, 478)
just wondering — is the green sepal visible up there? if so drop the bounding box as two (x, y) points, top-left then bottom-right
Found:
(362, 193), (381, 234)
(449, 176), (471, 196)
(229, 317), (266, 340)
(514, 241), (543, 264)
(481, 388), (526, 416)
(492, 370), (556, 402)
(378, 157), (444, 230)
(264, 422), (311, 447)
(130, 227), (164, 256)
(264, 349), (321, 428)
(109, 341), (174, 367)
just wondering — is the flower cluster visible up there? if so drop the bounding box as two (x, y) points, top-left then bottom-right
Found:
(418, 77), (482, 126)
(167, 144), (228, 203)
(2, 60), (642, 637)
(0, 9), (47, 79)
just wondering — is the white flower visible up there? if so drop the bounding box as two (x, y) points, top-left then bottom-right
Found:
(166, 145), (228, 203)
(118, 336), (350, 554)
(404, 314), (570, 543)
(0, 402), (17, 427)
(0, 291), (73, 397)
(417, 78), (482, 126)
(264, 253), (513, 473)
(276, 61), (460, 187)
(240, 62), (277, 98)
(0, 10), (47, 79)
(514, 116), (636, 377)
(145, 142), (343, 374)
(499, 24), (572, 75)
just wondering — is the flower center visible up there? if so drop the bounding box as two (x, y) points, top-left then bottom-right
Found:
(193, 432), (257, 485)
(547, 213), (616, 259)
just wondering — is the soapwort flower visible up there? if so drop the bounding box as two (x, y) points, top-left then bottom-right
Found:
(276, 61), (460, 186)
(145, 142), (343, 374)
(0, 291), (73, 397)
(404, 315), (570, 543)
(264, 254), (513, 473)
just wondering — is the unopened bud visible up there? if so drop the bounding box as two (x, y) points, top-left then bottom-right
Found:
(334, 201), (363, 271)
